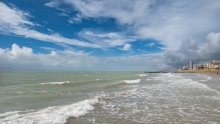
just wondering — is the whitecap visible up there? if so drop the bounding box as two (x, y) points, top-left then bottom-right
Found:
(0, 98), (99, 124)
(138, 74), (148, 77)
(124, 79), (141, 84)
(41, 81), (70, 85)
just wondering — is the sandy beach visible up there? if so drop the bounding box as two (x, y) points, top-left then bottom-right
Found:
(177, 69), (220, 75)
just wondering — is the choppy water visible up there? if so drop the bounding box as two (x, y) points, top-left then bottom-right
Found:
(0, 72), (219, 124)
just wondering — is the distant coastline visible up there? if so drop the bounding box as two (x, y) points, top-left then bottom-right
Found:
(177, 69), (219, 74)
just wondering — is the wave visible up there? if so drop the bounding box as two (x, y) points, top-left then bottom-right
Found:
(99, 79), (141, 89)
(40, 79), (106, 86)
(204, 75), (212, 81)
(0, 98), (99, 124)
(196, 74), (212, 81)
(41, 81), (70, 85)
(99, 81), (124, 89)
(123, 79), (141, 84)
(138, 74), (148, 77)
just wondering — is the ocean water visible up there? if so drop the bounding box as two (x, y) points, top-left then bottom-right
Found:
(0, 72), (220, 124)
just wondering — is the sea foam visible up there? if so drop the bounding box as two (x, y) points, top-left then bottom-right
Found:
(0, 98), (99, 124)
(138, 74), (148, 77)
(41, 81), (70, 85)
(124, 79), (141, 84)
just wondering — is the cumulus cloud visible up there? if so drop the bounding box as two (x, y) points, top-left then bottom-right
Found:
(0, 44), (165, 71)
(164, 32), (220, 68)
(0, 43), (99, 71)
(0, 2), (100, 48)
(121, 44), (131, 51)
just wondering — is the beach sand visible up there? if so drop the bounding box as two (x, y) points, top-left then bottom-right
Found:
(177, 69), (220, 74)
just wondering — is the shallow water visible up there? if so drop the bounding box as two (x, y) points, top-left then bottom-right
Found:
(0, 72), (219, 124)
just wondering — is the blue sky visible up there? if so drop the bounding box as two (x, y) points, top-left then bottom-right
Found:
(1, 0), (220, 71)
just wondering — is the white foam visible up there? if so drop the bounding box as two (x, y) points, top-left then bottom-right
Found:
(124, 79), (141, 84)
(32, 91), (48, 94)
(0, 98), (99, 124)
(0, 111), (28, 118)
(138, 74), (148, 77)
(41, 81), (70, 85)
(205, 75), (212, 80)
(196, 74), (212, 81)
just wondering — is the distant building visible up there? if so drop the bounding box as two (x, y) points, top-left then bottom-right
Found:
(203, 64), (207, 68)
(207, 62), (213, 69)
(207, 60), (219, 69)
(183, 66), (188, 70)
(190, 61), (193, 70)
(195, 64), (204, 70)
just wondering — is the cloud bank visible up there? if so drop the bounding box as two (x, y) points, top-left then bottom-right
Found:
(0, 44), (165, 71)
(164, 32), (220, 68)
(1, 31), (219, 71)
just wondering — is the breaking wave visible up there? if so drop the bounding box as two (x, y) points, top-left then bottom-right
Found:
(123, 79), (141, 84)
(0, 98), (99, 124)
(41, 81), (70, 85)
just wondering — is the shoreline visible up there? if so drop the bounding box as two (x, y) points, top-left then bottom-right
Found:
(177, 69), (220, 75)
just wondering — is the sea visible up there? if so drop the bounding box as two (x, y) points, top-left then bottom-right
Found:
(0, 72), (220, 124)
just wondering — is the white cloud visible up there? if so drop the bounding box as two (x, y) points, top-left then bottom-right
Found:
(45, 0), (220, 49)
(47, 28), (54, 33)
(121, 44), (131, 51)
(78, 30), (136, 49)
(0, 43), (98, 71)
(68, 13), (82, 24)
(62, 0), (154, 25)
(0, 2), (34, 26)
(50, 51), (57, 57)
(45, 1), (60, 8)
(0, 2), (100, 48)
(68, 17), (82, 24)
(0, 44), (165, 71)
(146, 43), (155, 47)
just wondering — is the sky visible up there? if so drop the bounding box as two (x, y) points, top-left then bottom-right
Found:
(0, 0), (220, 71)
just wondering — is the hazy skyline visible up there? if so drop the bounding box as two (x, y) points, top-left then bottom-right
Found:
(1, 0), (220, 71)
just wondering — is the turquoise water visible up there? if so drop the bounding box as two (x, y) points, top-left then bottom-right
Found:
(0, 72), (220, 124)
